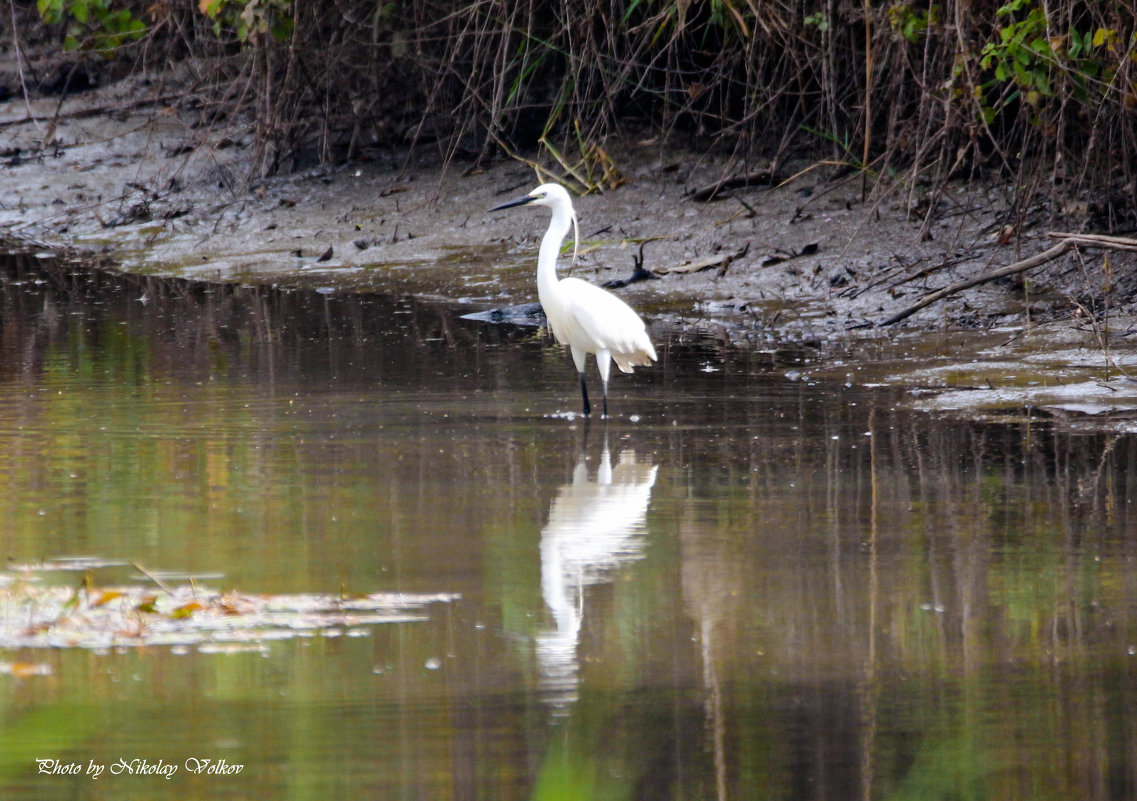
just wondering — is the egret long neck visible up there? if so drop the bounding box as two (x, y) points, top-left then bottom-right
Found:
(537, 204), (573, 301)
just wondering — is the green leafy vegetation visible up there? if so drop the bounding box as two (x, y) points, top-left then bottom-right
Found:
(197, 0), (293, 43)
(888, 2), (938, 43)
(20, 0), (1137, 229)
(35, 0), (145, 54)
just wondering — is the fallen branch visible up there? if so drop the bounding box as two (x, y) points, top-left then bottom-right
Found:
(657, 244), (750, 276)
(761, 242), (818, 267)
(879, 239), (1076, 326)
(601, 241), (660, 288)
(881, 231), (1137, 326)
(1046, 231), (1137, 251)
(688, 170), (777, 202)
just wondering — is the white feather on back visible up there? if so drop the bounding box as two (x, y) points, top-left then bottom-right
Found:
(542, 277), (657, 373)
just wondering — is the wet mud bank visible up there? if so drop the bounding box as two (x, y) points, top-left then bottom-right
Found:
(4, 76), (1137, 421)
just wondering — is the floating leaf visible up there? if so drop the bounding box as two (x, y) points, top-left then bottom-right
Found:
(0, 662), (53, 678)
(171, 601), (204, 619)
(93, 590), (123, 608)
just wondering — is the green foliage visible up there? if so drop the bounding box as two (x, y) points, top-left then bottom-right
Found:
(197, 0), (293, 44)
(24, 0), (1137, 191)
(978, 0), (1118, 120)
(888, 2), (939, 43)
(35, 0), (145, 55)
(979, 0), (1055, 107)
(803, 11), (830, 32)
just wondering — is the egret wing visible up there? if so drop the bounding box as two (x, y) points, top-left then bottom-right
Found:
(557, 278), (656, 370)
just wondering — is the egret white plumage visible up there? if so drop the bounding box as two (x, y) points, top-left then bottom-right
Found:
(491, 183), (657, 417)
(537, 441), (658, 710)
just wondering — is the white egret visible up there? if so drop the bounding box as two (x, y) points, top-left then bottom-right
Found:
(491, 183), (657, 417)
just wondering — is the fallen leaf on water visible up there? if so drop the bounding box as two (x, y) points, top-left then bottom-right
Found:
(93, 590), (124, 607)
(0, 662), (52, 677)
(172, 601), (204, 619)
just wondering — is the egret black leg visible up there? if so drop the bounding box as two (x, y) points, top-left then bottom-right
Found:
(579, 373), (591, 417)
(601, 379), (609, 419)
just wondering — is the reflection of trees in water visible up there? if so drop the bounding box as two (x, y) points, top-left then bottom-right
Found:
(674, 394), (1137, 801)
(0, 251), (534, 387)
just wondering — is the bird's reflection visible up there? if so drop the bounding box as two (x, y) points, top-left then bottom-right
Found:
(537, 436), (658, 712)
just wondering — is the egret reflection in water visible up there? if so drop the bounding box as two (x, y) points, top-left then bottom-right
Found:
(536, 437), (658, 711)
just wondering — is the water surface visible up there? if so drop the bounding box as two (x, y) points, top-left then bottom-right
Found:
(1, 253), (1136, 800)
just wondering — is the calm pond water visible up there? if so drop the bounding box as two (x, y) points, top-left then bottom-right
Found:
(2, 252), (1137, 800)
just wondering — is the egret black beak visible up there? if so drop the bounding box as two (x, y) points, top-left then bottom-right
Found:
(490, 194), (537, 212)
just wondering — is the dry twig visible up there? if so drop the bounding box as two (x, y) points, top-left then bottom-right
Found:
(880, 232), (1137, 326)
(656, 244), (750, 276)
(689, 171), (778, 202)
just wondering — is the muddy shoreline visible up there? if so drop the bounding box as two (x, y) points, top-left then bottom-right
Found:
(5, 72), (1137, 419)
(0, 73), (1060, 329)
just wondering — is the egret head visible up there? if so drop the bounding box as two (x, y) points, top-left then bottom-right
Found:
(491, 183), (579, 265)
